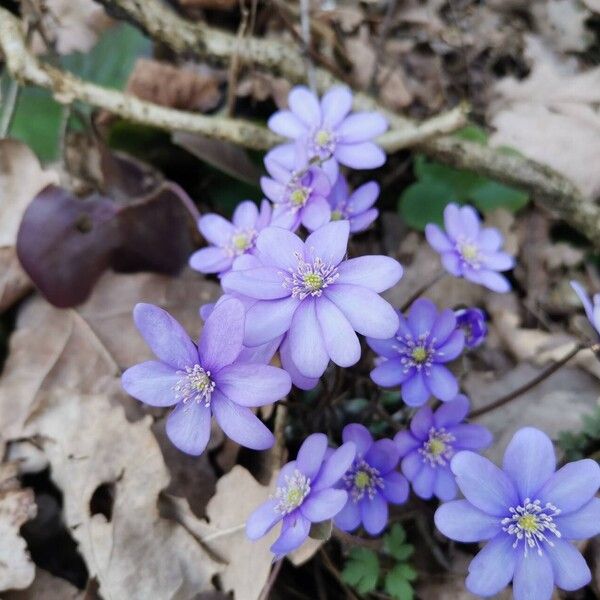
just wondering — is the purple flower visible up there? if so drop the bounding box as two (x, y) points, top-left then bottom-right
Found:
(367, 298), (465, 407)
(261, 146), (332, 232)
(434, 427), (600, 600)
(327, 173), (379, 233)
(334, 424), (408, 535)
(425, 204), (515, 293)
(246, 433), (356, 558)
(395, 395), (492, 501)
(571, 280), (600, 336)
(221, 221), (402, 380)
(189, 199), (272, 275)
(122, 299), (291, 455)
(455, 308), (487, 349)
(268, 85), (388, 183)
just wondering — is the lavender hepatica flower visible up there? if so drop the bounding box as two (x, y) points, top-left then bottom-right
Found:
(455, 307), (487, 349)
(425, 204), (515, 293)
(335, 424), (408, 535)
(189, 199), (271, 275)
(395, 395), (492, 501)
(261, 146), (332, 232)
(267, 85), (388, 183)
(327, 173), (379, 233)
(435, 427), (600, 600)
(246, 433), (356, 558)
(367, 298), (465, 407)
(571, 280), (600, 336)
(122, 299), (291, 455)
(221, 221), (402, 380)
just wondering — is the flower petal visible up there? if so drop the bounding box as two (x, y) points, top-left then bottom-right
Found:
(289, 86), (321, 127)
(321, 85), (353, 128)
(394, 430), (420, 457)
(337, 256), (402, 292)
(198, 213), (234, 246)
(232, 200), (259, 229)
(189, 247), (233, 274)
(122, 361), (180, 407)
(433, 467), (458, 501)
(268, 110), (307, 138)
(407, 298), (438, 337)
(512, 551), (554, 600)
(316, 296), (361, 368)
(441, 251), (462, 276)
(546, 539), (591, 592)
(360, 493), (389, 535)
(133, 303), (198, 370)
(366, 335), (400, 359)
(365, 439), (400, 474)
(570, 280), (595, 323)
(165, 400), (211, 456)
(296, 433), (328, 480)
(325, 284), (399, 338)
(300, 489), (348, 522)
(451, 451), (518, 516)
(212, 391), (274, 450)
(502, 427), (556, 502)
(467, 269), (511, 293)
(313, 442), (357, 491)
(431, 308), (458, 345)
(221, 266), (290, 300)
(401, 371), (430, 406)
(412, 464), (435, 499)
(443, 204), (463, 240)
(334, 499), (361, 532)
(371, 359), (412, 388)
(254, 226), (305, 271)
(304, 221), (349, 266)
(554, 497), (600, 539)
(342, 423), (373, 458)
(481, 251), (514, 271)
(435, 500), (502, 542)
(349, 209), (378, 233)
(335, 142), (386, 169)
(433, 394), (470, 428)
(478, 228), (503, 252)
(449, 424), (493, 450)
(214, 363), (291, 407)
(537, 459), (600, 514)
(410, 405), (434, 439)
(301, 196), (332, 232)
(337, 112), (388, 143)
(244, 297), (299, 346)
(425, 224), (453, 253)
(381, 471), (409, 504)
(198, 297), (244, 373)
(279, 334), (319, 390)
(459, 205), (480, 238)
(270, 513), (311, 557)
(348, 181), (379, 213)
(465, 534), (517, 597)
(246, 498), (282, 540)
(425, 364), (459, 402)
(401, 450), (422, 479)
(290, 299), (330, 378)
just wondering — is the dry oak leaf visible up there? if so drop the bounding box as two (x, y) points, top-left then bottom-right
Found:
(0, 139), (58, 311)
(170, 465), (278, 600)
(0, 463), (37, 592)
(490, 36), (600, 198)
(21, 389), (221, 600)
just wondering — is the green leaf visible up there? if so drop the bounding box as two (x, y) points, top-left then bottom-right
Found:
(398, 180), (457, 230)
(341, 548), (380, 594)
(414, 157), (484, 199)
(385, 566), (414, 600)
(454, 124), (488, 145)
(394, 563), (418, 582)
(468, 180), (529, 213)
(384, 524), (415, 561)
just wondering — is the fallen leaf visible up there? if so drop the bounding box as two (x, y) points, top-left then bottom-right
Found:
(4, 568), (84, 600)
(490, 36), (600, 198)
(0, 463), (37, 592)
(533, 0), (593, 52)
(0, 140), (58, 311)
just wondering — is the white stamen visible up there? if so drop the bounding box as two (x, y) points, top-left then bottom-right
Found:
(343, 459), (384, 502)
(173, 364), (215, 407)
(282, 251), (339, 300)
(273, 469), (311, 514)
(418, 427), (455, 467)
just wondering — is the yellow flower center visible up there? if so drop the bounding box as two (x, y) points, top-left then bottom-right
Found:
(426, 438), (446, 458)
(303, 272), (323, 291)
(354, 471), (371, 489)
(518, 514), (539, 533)
(411, 346), (428, 363)
(315, 129), (331, 147)
(290, 188), (309, 206)
(331, 210), (343, 221)
(460, 243), (479, 261)
(286, 488), (304, 507)
(232, 233), (251, 251)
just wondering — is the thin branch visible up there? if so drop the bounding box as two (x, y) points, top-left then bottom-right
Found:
(471, 344), (584, 418)
(0, 8), (281, 151)
(92, 0), (600, 249)
(319, 548), (361, 600)
(0, 76), (21, 137)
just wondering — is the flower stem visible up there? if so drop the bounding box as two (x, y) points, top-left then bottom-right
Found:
(400, 269), (446, 312)
(471, 343), (586, 419)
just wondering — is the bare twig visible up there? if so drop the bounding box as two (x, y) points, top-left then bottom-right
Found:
(471, 344), (584, 418)
(319, 548), (361, 600)
(258, 559), (283, 600)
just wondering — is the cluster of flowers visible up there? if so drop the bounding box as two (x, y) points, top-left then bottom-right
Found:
(121, 86), (600, 600)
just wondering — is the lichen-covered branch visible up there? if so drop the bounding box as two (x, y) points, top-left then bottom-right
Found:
(0, 8), (281, 150)
(94, 0), (600, 249)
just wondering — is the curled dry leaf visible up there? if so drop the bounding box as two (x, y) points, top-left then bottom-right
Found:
(0, 140), (58, 311)
(0, 463), (37, 592)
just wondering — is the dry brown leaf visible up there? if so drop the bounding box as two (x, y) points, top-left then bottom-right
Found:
(0, 140), (58, 311)
(127, 59), (222, 113)
(533, 0), (593, 52)
(0, 463), (37, 592)
(170, 465), (278, 600)
(490, 36), (600, 198)
(27, 0), (114, 55)
(4, 568), (84, 600)
(20, 389), (221, 599)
